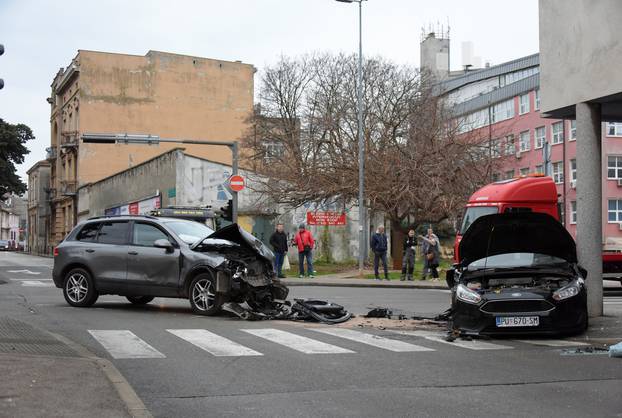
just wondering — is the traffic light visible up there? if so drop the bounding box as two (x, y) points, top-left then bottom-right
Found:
(0, 44), (4, 90)
(220, 199), (233, 222)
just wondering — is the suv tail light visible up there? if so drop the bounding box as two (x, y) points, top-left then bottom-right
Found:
(53, 247), (59, 257)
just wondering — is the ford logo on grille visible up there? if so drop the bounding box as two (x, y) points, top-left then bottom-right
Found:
(511, 293), (522, 297)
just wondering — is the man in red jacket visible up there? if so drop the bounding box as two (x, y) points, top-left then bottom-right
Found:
(292, 224), (315, 278)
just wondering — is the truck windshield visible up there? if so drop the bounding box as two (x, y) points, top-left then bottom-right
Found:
(460, 206), (498, 234)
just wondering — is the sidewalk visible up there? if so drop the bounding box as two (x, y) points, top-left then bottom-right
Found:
(0, 317), (149, 418)
(281, 271), (448, 289)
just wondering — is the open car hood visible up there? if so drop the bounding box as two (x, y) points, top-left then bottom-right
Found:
(459, 213), (577, 265)
(192, 223), (274, 262)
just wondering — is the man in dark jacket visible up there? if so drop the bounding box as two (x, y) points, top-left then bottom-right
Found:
(371, 225), (389, 281)
(401, 229), (417, 281)
(269, 223), (288, 278)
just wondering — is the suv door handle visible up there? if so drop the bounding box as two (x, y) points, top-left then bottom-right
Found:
(128, 251), (138, 255)
(85, 249), (95, 253)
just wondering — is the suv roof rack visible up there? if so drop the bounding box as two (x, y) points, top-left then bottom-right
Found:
(87, 214), (157, 221)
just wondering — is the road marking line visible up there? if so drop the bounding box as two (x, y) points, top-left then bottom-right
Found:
(394, 331), (513, 350)
(167, 329), (262, 357)
(313, 328), (435, 352)
(7, 269), (40, 275)
(513, 339), (589, 347)
(10, 278), (52, 281)
(88, 330), (166, 359)
(242, 328), (354, 354)
(20, 280), (53, 287)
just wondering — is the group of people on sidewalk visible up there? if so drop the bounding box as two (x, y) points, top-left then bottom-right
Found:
(269, 222), (440, 282)
(269, 223), (315, 279)
(371, 226), (440, 281)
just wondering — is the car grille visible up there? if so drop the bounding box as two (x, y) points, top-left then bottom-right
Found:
(480, 299), (555, 314)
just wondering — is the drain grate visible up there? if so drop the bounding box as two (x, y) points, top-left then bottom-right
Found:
(0, 317), (76, 357)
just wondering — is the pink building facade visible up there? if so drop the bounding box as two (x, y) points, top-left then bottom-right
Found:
(441, 54), (622, 248)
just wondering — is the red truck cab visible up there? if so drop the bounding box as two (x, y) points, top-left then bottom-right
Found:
(454, 175), (559, 263)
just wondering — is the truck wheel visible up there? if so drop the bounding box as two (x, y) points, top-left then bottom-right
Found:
(63, 268), (99, 307)
(189, 273), (223, 316)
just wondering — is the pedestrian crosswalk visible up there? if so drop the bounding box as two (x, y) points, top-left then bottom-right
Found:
(86, 326), (592, 360)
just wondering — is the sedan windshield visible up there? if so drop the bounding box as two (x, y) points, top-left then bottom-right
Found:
(468, 252), (567, 270)
(164, 220), (214, 244)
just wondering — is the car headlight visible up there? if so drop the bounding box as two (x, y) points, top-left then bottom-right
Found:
(552, 280), (581, 301)
(456, 284), (482, 304)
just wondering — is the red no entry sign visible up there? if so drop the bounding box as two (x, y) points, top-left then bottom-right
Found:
(228, 175), (245, 192)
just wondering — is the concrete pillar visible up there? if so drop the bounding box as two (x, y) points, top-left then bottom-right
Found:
(576, 102), (603, 317)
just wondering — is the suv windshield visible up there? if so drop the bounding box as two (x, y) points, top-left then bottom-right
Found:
(460, 206), (498, 234)
(468, 252), (567, 269)
(163, 220), (214, 244)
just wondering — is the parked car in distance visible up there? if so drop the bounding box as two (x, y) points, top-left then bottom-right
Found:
(446, 212), (588, 336)
(52, 215), (287, 315)
(0, 240), (9, 251)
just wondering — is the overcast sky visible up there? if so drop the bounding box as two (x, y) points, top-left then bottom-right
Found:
(0, 0), (539, 181)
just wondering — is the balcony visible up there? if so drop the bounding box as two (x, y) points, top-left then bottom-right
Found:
(46, 146), (57, 160)
(60, 131), (79, 149)
(59, 180), (77, 196)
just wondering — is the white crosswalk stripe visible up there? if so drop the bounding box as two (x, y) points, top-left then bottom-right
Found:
(313, 328), (435, 352)
(513, 339), (589, 347)
(394, 330), (513, 350)
(167, 329), (262, 357)
(242, 328), (354, 354)
(19, 280), (53, 287)
(88, 330), (166, 359)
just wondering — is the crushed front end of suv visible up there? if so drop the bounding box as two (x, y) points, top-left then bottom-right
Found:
(446, 212), (588, 336)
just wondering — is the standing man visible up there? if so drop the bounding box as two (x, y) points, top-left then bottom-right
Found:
(371, 225), (389, 281)
(269, 223), (288, 278)
(401, 229), (417, 281)
(293, 224), (315, 278)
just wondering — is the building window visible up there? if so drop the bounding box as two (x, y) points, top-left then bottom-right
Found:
(534, 126), (546, 149)
(519, 94), (530, 115)
(535, 164), (544, 174)
(519, 130), (530, 152)
(505, 169), (515, 180)
(569, 120), (576, 140)
(552, 161), (564, 184)
(570, 201), (577, 224)
(608, 199), (622, 223)
(491, 139), (502, 158)
(607, 122), (622, 137)
(520, 167), (530, 176)
(534, 89), (540, 110)
(491, 99), (515, 123)
(505, 135), (515, 156)
(551, 122), (564, 144)
(607, 156), (622, 179)
(263, 141), (285, 162)
(570, 159), (577, 183)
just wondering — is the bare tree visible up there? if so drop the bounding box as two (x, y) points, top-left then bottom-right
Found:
(242, 53), (499, 233)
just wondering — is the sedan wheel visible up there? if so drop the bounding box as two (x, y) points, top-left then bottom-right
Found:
(63, 268), (98, 307)
(189, 273), (223, 316)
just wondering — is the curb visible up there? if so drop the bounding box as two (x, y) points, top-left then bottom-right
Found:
(50, 331), (152, 418)
(281, 280), (448, 290)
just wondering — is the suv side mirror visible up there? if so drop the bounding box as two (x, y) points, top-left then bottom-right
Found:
(154, 239), (174, 253)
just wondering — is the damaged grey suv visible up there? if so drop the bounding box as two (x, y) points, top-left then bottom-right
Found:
(52, 215), (288, 315)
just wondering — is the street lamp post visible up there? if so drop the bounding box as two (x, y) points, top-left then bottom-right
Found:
(337, 0), (366, 276)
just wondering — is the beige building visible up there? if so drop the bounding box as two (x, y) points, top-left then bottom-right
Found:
(26, 160), (51, 255)
(44, 49), (255, 245)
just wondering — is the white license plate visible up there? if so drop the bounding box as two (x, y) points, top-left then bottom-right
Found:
(495, 316), (539, 327)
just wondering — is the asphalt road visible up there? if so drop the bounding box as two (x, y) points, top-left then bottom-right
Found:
(1, 251), (622, 418)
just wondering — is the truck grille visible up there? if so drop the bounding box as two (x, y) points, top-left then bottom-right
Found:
(480, 299), (555, 314)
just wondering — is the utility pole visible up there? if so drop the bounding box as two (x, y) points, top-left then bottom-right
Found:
(81, 133), (240, 223)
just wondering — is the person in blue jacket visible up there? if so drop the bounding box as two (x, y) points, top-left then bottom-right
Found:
(371, 225), (389, 281)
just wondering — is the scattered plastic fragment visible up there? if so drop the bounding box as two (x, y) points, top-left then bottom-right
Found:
(609, 342), (622, 358)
